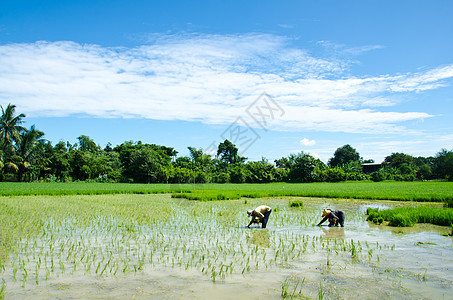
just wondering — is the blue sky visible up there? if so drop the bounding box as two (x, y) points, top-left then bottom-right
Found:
(1, 0), (452, 163)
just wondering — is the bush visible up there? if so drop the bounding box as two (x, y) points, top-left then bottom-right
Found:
(370, 170), (386, 182)
(346, 172), (368, 181)
(213, 172), (230, 183)
(324, 168), (347, 182)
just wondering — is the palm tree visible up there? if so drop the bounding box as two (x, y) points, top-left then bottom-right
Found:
(0, 103), (26, 156)
(16, 125), (45, 181)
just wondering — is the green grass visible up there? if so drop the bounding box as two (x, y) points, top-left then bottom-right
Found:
(1, 181), (453, 202)
(171, 181), (453, 202)
(367, 206), (453, 227)
(0, 182), (193, 196)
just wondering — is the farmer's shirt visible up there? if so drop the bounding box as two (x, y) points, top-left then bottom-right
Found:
(251, 205), (271, 220)
(319, 210), (344, 224)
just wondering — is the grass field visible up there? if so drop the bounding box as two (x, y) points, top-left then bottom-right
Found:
(1, 181), (452, 202)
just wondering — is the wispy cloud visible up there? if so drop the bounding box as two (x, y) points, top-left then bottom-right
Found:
(0, 33), (451, 134)
(316, 40), (384, 56)
(300, 138), (316, 146)
(277, 24), (294, 29)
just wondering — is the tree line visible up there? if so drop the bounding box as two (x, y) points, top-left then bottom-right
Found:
(1, 103), (453, 183)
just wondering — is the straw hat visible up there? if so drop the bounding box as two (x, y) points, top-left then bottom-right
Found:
(247, 209), (253, 216)
(322, 209), (331, 217)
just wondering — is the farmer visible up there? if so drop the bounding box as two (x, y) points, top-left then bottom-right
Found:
(316, 209), (345, 227)
(247, 205), (272, 229)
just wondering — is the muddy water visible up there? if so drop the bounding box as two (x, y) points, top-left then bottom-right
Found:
(1, 195), (452, 299)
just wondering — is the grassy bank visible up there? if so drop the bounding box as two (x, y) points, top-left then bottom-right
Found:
(1, 181), (452, 202)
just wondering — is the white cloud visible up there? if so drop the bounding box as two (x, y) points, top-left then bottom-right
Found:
(300, 138), (316, 146)
(0, 34), (451, 134)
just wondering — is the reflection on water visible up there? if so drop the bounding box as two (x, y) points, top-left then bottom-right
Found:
(0, 195), (452, 299)
(321, 226), (345, 239)
(247, 229), (270, 247)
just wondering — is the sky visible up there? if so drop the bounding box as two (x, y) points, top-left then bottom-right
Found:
(1, 0), (452, 163)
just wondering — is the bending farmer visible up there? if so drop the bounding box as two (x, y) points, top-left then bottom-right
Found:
(317, 209), (345, 227)
(247, 205), (272, 228)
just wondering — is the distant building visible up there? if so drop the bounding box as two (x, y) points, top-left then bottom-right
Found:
(361, 163), (382, 174)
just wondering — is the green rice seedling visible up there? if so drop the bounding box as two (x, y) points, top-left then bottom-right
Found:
(318, 280), (324, 300)
(350, 240), (357, 259)
(34, 265), (39, 285)
(281, 278), (290, 298)
(5, 181), (452, 202)
(389, 214), (416, 227)
(21, 267), (27, 287)
(367, 206), (453, 227)
(0, 193), (448, 298)
(289, 199), (304, 208)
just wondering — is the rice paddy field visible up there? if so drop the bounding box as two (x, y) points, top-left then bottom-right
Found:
(1, 181), (453, 202)
(1, 191), (452, 299)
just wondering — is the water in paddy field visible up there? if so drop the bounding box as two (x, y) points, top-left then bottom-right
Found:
(1, 195), (452, 299)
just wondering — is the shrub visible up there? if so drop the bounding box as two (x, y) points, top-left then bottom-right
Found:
(370, 170), (386, 182)
(213, 172), (230, 183)
(324, 167), (347, 182)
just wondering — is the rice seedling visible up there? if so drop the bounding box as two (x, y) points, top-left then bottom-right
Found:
(0, 194), (451, 298)
(289, 199), (304, 208)
(2, 181), (453, 203)
(367, 206), (453, 227)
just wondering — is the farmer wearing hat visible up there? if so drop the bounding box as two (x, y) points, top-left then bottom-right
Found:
(316, 209), (345, 227)
(247, 205), (272, 228)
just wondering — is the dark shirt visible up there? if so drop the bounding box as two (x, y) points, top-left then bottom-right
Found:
(317, 210), (345, 226)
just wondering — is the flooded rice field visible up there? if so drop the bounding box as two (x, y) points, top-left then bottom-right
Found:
(1, 194), (452, 299)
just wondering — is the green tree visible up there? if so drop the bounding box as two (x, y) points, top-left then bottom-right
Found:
(246, 158), (276, 183)
(274, 157), (290, 169)
(217, 139), (246, 164)
(328, 144), (361, 167)
(174, 156), (195, 169)
(285, 152), (326, 183)
(77, 135), (99, 153)
(229, 163), (249, 183)
(49, 141), (71, 181)
(384, 152), (418, 180)
(433, 149), (453, 181)
(188, 146), (213, 169)
(129, 146), (171, 183)
(16, 125), (45, 181)
(384, 152), (415, 169)
(70, 150), (93, 180)
(0, 104), (26, 156)
(113, 141), (138, 181)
